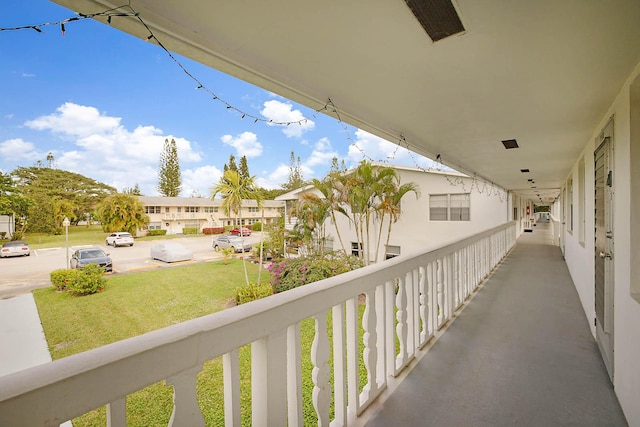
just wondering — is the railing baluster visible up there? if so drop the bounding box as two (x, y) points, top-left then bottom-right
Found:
(361, 289), (378, 402)
(106, 397), (126, 427)
(167, 365), (205, 427)
(287, 325), (303, 427)
(332, 304), (347, 426)
(223, 350), (240, 427)
(436, 259), (445, 329)
(346, 297), (359, 416)
(418, 266), (429, 348)
(375, 284), (386, 389)
(312, 310), (331, 426)
(384, 281), (395, 379)
(395, 276), (408, 373)
(251, 330), (287, 427)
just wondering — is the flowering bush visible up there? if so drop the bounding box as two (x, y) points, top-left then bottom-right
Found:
(267, 252), (363, 294)
(49, 264), (106, 296)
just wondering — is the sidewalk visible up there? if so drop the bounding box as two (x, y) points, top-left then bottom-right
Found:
(0, 293), (73, 426)
(0, 293), (52, 377)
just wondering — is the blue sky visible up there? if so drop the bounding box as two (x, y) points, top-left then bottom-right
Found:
(1, 1), (437, 197)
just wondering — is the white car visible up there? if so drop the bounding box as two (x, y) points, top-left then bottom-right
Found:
(106, 232), (134, 247)
(0, 241), (31, 258)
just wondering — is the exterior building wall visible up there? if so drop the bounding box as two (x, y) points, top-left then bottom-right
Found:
(0, 214), (14, 238)
(137, 196), (284, 235)
(558, 60), (640, 426)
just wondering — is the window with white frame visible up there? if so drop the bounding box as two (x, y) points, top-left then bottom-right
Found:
(429, 193), (470, 221)
(145, 206), (162, 214)
(385, 245), (401, 260)
(148, 222), (162, 230)
(351, 242), (362, 257)
(248, 207), (259, 213)
(204, 207), (214, 213)
(184, 206), (200, 213)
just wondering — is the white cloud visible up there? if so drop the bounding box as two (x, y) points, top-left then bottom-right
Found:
(20, 102), (203, 196)
(220, 131), (263, 157)
(304, 137), (338, 168)
(348, 129), (439, 170)
(0, 138), (42, 163)
(183, 165), (222, 198)
(257, 164), (290, 189)
(261, 100), (315, 138)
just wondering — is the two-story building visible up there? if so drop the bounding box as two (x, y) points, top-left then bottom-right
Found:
(137, 196), (284, 235)
(277, 165), (537, 262)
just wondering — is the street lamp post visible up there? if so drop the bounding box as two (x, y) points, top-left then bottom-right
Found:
(63, 217), (70, 269)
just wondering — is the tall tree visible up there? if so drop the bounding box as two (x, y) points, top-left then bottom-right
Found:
(11, 166), (116, 233)
(239, 155), (251, 181)
(212, 169), (263, 285)
(123, 184), (142, 196)
(97, 194), (149, 235)
(282, 151), (305, 191)
(0, 171), (32, 239)
(157, 138), (182, 197)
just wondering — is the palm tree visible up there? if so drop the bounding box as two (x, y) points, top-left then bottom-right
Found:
(374, 177), (420, 263)
(97, 194), (149, 235)
(345, 161), (397, 265)
(212, 169), (262, 285)
(310, 177), (349, 254)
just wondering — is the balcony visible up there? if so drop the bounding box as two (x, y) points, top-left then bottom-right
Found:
(0, 222), (625, 426)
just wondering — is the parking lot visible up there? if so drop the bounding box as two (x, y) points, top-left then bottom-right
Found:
(0, 233), (263, 298)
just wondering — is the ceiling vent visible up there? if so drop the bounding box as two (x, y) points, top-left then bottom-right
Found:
(405, 0), (465, 42)
(502, 139), (519, 149)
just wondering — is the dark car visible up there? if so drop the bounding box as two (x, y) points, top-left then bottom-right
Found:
(229, 227), (252, 236)
(0, 241), (30, 258)
(70, 248), (113, 272)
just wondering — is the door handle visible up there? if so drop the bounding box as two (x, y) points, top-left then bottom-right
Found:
(599, 251), (612, 259)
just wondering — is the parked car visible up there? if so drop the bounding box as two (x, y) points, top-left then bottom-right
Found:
(70, 248), (113, 272)
(229, 227), (252, 236)
(106, 232), (134, 247)
(0, 241), (30, 258)
(213, 235), (253, 253)
(150, 242), (193, 263)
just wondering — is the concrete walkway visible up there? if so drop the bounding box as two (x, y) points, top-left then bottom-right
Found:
(365, 224), (628, 426)
(0, 293), (52, 377)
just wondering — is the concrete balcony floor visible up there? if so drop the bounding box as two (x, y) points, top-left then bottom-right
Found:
(365, 223), (627, 426)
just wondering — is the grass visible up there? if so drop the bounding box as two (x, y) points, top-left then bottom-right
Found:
(6, 224), (206, 250)
(33, 258), (367, 426)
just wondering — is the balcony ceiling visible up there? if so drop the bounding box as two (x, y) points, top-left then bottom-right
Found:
(53, 0), (640, 202)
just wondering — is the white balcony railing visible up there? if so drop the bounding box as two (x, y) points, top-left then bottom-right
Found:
(0, 222), (516, 426)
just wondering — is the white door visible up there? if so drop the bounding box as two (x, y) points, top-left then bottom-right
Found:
(594, 121), (615, 382)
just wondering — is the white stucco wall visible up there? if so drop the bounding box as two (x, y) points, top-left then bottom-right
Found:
(562, 61), (640, 426)
(328, 167), (508, 262)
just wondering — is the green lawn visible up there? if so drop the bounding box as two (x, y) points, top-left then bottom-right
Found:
(8, 224), (204, 250)
(33, 259), (365, 426)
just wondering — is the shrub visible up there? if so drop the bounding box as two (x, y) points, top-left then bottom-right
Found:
(234, 282), (273, 305)
(147, 229), (167, 236)
(67, 264), (107, 296)
(50, 265), (106, 296)
(203, 227), (225, 235)
(50, 269), (80, 291)
(268, 252), (363, 294)
(182, 227), (199, 235)
(251, 222), (262, 231)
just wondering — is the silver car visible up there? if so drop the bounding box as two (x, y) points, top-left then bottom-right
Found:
(213, 235), (253, 253)
(106, 232), (134, 247)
